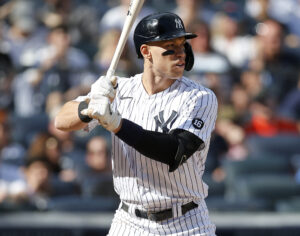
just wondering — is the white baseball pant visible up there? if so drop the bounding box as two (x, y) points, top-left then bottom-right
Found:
(107, 200), (216, 236)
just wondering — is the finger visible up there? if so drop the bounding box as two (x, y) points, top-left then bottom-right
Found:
(84, 98), (90, 104)
(81, 108), (88, 116)
(81, 108), (94, 117)
(110, 76), (118, 88)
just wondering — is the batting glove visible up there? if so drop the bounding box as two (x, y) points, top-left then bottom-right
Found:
(81, 95), (121, 132)
(91, 76), (118, 102)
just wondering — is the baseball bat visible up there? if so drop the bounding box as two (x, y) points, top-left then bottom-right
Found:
(106, 0), (145, 85)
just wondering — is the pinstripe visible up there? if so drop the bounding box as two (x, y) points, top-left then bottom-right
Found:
(108, 215), (122, 236)
(133, 81), (146, 203)
(152, 89), (169, 236)
(146, 94), (157, 208)
(88, 74), (217, 235)
(199, 200), (207, 234)
(194, 90), (211, 198)
(153, 88), (168, 207)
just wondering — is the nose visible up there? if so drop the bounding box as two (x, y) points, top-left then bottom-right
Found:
(174, 45), (185, 58)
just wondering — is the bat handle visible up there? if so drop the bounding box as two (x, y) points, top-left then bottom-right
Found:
(106, 69), (114, 81)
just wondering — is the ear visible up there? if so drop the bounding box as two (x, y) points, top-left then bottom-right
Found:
(140, 44), (151, 59)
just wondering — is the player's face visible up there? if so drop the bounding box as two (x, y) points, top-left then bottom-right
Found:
(148, 37), (186, 79)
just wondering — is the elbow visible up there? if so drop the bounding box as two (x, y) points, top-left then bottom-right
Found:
(54, 116), (63, 131)
(54, 116), (68, 131)
(54, 113), (85, 132)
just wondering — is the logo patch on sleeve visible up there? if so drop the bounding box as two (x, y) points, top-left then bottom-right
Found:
(192, 118), (204, 129)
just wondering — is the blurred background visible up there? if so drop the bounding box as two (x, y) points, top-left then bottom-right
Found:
(0, 0), (300, 235)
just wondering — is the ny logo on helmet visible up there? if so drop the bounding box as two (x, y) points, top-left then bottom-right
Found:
(175, 18), (183, 29)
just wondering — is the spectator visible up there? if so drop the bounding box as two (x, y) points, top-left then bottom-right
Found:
(244, 0), (270, 34)
(249, 18), (300, 105)
(188, 19), (232, 103)
(74, 136), (116, 198)
(268, 0), (300, 39)
(99, 0), (154, 51)
(36, 0), (72, 29)
(211, 11), (258, 68)
(93, 28), (138, 77)
(245, 0), (270, 22)
(27, 133), (62, 174)
(190, 20), (231, 75)
(172, 0), (217, 27)
(278, 75), (300, 125)
(245, 95), (299, 137)
(26, 132), (80, 196)
(0, 52), (14, 112)
(26, 132), (78, 183)
(216, 118), (249, 161)
(173, 0), (201, 29)
(22, 157), (53, 200)
(240, 69), (264, 100)
(12, 24), (92, 119)
(36, 0), (101, 59)
(2, 0), (47, 71)
(1, 123), (26, 169)
(0, 157), (52, 210)
(34, 24), (91, 90)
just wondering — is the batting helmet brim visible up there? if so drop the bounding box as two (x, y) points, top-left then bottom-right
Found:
(138, 32), (197, 43)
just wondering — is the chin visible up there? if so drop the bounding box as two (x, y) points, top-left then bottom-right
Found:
(160, 68), (183, 80)
(170, 71), (184, 79)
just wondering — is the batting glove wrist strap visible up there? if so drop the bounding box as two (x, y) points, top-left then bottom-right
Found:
(78, 101), (93, 123)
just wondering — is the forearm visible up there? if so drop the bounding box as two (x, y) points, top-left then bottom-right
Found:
(115, 119), (203, 171)
(55, 101), (87, 131)
(116, 119), (178, 166)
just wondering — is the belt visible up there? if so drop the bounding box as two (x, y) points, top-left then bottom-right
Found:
(121, 201), (198, 222)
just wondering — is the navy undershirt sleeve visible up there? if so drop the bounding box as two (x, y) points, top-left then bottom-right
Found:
(115, 119), (202, 167)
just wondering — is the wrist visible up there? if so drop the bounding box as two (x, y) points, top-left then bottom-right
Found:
(112, 119), (123, 134)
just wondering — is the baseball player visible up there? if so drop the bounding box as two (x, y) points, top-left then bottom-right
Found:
(55, 12), (217, 236)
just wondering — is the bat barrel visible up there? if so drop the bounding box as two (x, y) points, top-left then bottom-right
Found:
(106, 0), (145, 79)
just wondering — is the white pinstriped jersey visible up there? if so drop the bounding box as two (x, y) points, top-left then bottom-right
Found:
(112, 73), (217, 211)
(77, 73), (218, 212)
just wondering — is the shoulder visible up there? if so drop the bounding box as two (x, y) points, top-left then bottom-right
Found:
(117, 73), (139, 82)
(178, 77), (218, 115)
(117, 73), (141, 87)
(179, 76), (218, 104)
(116, 73), (142, 97)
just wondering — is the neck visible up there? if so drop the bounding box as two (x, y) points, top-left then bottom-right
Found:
(142, 64), (178, 95)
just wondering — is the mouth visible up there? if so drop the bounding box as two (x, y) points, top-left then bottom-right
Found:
(175, 62), (185, 68)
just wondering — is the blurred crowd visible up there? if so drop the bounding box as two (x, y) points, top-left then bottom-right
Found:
(0, 0), (300, 213)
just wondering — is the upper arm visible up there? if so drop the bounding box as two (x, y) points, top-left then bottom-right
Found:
(172, 90), (218, 144)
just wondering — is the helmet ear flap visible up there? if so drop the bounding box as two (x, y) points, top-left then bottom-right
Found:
(184, 42), (194, 71)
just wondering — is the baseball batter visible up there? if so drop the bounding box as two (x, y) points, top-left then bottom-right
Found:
(55, 12), (217, 236)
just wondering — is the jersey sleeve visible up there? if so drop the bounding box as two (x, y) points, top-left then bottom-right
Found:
(171, 89), (218, 143)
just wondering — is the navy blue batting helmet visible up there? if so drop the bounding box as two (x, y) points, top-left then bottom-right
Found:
(134, 12), (197, 58)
